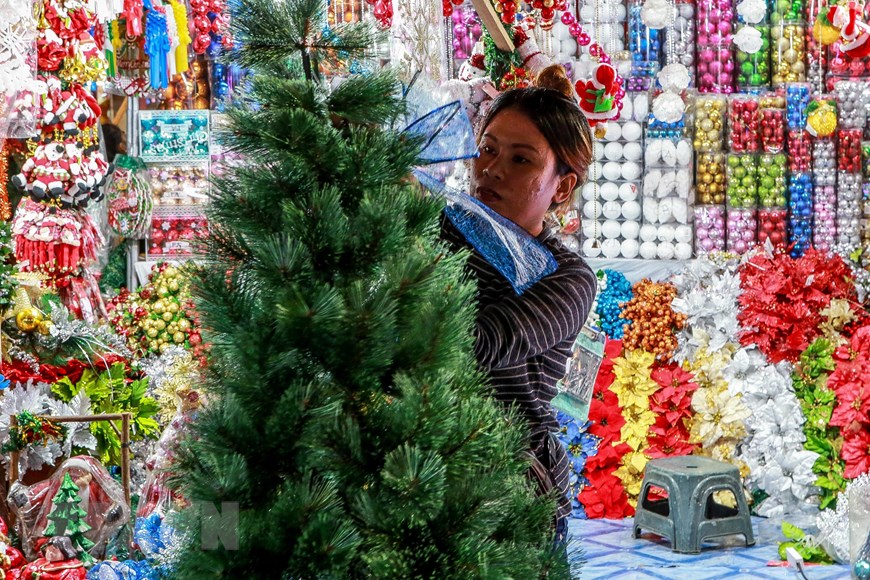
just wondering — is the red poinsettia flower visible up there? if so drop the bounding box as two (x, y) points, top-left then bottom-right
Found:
(585, 441), (631, 472)
(647, 417), (696, 458)
(593, 339), (623, 394)
(578, 470), (634, 519)
(830, 374), (870, 429)
(737, 249), (856, 364)
(649, 363), (698, 424)
(588, 391), (625, 446)
(842, 428), (870, 479)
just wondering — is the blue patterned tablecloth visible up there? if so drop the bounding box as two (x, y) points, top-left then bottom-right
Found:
(566, 517), (851, 580)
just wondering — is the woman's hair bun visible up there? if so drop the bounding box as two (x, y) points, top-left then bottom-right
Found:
(535, 65), (575, 100)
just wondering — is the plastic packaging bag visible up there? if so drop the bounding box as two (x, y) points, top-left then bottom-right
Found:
(106, 156), (153, 239)
(553, 325), (606, 423)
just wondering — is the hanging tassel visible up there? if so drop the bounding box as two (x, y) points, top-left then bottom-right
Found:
(170, 0), (191, 73)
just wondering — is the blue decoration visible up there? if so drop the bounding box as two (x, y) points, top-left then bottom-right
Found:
(134, 513), (177, 559)
(629, 4), (661, 67)
(144, 8), (171, 90)
(556, 411), (601, 519)
(786, 84), (811, 130)
(788, 172), (813, 257)
(88, 560), (165, 580)
(596, 270), (633, 339)
(0, 375), (10, 390)
(138, 111), (211, 161)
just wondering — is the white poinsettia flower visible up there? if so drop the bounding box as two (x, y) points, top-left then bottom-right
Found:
(0, 382), (63, 473)
(652, 92), (685, 124)
(641, 0), (672, 29)
(658, 64), (691, 92)
(734, 26), (764, 54)
(47, 391), (97, 456)
(737, 0), (767, 24)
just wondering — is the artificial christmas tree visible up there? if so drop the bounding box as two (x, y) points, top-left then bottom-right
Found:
(43, 473), (95, 565)
(168, 0), (570, 577)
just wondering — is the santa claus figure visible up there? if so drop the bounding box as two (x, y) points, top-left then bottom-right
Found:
(827, 2), (870, 58)
(9, 537), (86, 580)
(574, 62), (622, 126)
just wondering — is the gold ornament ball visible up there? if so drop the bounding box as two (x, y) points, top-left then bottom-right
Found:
(163, 312), (174, 322)
(147, 328), (159, 338)
(16, 308), (42, 332)
(173, 332), (186, 344)
(179, 319), (191, 332)
(37, 321), (52, 335)
(168, 302), (179, 313)
(169, 280), (180, 293)
(156, 319), (166, 330)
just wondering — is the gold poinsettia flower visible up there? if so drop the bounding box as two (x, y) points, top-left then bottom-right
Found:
(621, 407), (656, 451)
(689, 385), (750, 448)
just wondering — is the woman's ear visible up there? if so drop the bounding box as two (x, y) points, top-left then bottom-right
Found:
(552, 172), (578, 205)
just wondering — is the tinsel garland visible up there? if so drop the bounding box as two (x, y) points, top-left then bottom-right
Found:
(0, 141), (10, 221)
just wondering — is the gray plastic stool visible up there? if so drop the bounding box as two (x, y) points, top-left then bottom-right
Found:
(632, 455), (755, 554)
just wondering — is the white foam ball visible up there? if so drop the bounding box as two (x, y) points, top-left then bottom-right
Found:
(603, 161), (622, 181)
(582, 221), (599, 239)
(621, 200), (641, 220)
(657, 241), (675, 260)
(591, 161), (603, 180)
(674, 224), (693, 243)
(600, 182), (619, 201)
(604, 142), (624, 161)
(579, 5), (595, 20)
(603, 122), (622, 141)
(623, 142), (642, 161)
(657, 224), (675, 242)
(640, 224), (658, 242)
(549, 38), (562, 55)
(581, 182), (598, 201)
(640, 241), (658, 259)
(643, 197), (659, 222)
(621, 121), (642, 142)
(553, 21), (572, 41)
(658, 198), (673, 223)
(674, 241), (693, 260)
(613, 3), (627, 19)
(583, 200), (602, 219)
(560, 37), (578, 56)
(661, 140), (678, 166)
(621, 220), (640, 239)
(582, 238), (601, 257)
(593, 142), (605, 161)
(601, 239), (622, 258)
(633, 94), (649, 122)
(620, 239), (640, 258)
(621, 161), (641, 181)
(618, 182), (638, 201)
(601, 219), (622, 239)
(672, 198), (689, 224)
(621, 97), (633, 120)
(602, 201), (622, 220)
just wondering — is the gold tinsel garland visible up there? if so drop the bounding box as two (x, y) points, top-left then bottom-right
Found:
(0, 140), (11, 221)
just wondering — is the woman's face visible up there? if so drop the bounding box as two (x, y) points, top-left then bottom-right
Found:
(472, 107), (576, 236)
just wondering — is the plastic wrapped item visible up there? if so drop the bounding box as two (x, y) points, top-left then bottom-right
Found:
(788, 172), (813, 256)
(838, 171), (862, 247)
(834, 80), (869, 130)
(694, 204), (726, 253)
(851, 480), (870, 579)
(804, 0), (827, 89)
(757, 153), (787, 206)
(665, 0), (696, 83)
(554, 325), (606, 423)
(770, 0), (804, 23)
(106, 155), (152, 238)
(771, 22), (806, 83)
(693, 96), (727, 151)
(577, 0), (625, 58)
(148, 209), (208, 257)
(728, 96), (761, 152)
(696, 152), (727, 204)
(788, 129), (812, 172)
(760, 108), (786, 153)
(785, 82), (811, 128)
(697, 0), (735, 93)
(839, 129), (864, 172)
(0, 6), (37, 139)
(758, 207), (788, 249)
(726, 153), (758, 208)
(7, 456), (130, 561)
(628, 0), (661, 91)
(735, 25), (771, 89)
(814, 138), (837, 251)
(642, 136), (693, 258)
(726, 207), (757, 254)
(147, 164), (209, 206)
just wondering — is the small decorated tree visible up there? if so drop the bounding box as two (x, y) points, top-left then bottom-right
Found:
(44, 473), (95, 564)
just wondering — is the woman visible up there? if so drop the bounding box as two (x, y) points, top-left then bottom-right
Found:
(441, 65), (598, 542)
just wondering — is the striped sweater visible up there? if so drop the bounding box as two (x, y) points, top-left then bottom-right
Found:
(440, 215), (598, 522)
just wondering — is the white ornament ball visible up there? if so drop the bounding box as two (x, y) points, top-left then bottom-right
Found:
(602, 201), (622, 220)
(600, 182), (619, 201)
(581, 182), (598, 201)
(582, 238), (601, 257)
(579, 5), (595, 20)
(623, 142), (642, 161)
(613, 4), (627, 19)
(674, 224), (693, 243)
(633, 94), (649, 122)
(621, 121), (642, 142)
(601, 219), (621, 239)
(640, 240), (658, 259)
(593, 142), (605, 161)
(658, 198), (673, 223)
(643, 198), (659, 223)
(620, 239), (640, 258)
(621, 97), (633, 120)
(657, 241), (675, 260)
(621, 220), (640, 239)
(645, 140), (663, 166)
(674, 241), (693, 260)
(591, 161), (603, 180)
(621, 161), (641, 181)
(583, 200), (602, 219)
(618, 182), (638, 201)
(560, 37), (578, 56)
(639, 223), (658, 242)
(657, 224), (675, 242)
(621, 200), (641, 220)
(603, 161), (622, 181)
(582, 221), (599, 239)
(603, 122), (622, 141)
(604, 141), (624, 161)
(601, 238), (622, 258)
(553, 21), (572, 41)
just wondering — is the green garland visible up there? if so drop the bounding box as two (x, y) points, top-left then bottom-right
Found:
(792, 338), (847, 510)
(0, 221), (18, 313)
(483, 28), (523, 85)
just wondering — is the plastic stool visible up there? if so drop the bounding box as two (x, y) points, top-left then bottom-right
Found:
(632, 455), (755, 554)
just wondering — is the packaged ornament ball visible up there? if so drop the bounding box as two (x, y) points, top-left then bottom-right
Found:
(106, 155), (153, 239)
(758, 207), (788, 249)
(770, 0), (805, 24)
(814, 138), (838, 250)
(694, 204), (726, 253)
(726, 153), (759, 208)
(833, 80), (869, 130)
(760, 107), (786, 153)
(696, 0), (736, 93)
(785, 82), (811, 129)
(696, 152), (727, 204)
(693, 95), (728, 151)
(726, 207), (757, 254)
(728, 95), (762, 152)
(665, 0), (696, 82)
(838, 171), (862, 246)
(839, 129), (864, 172)
(735, 25), (772, 89)
(788, 128), (813, 172)
(757, 153), (788, 207)
(788, 172), (813, 256)
(772, 21), (807, 83)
